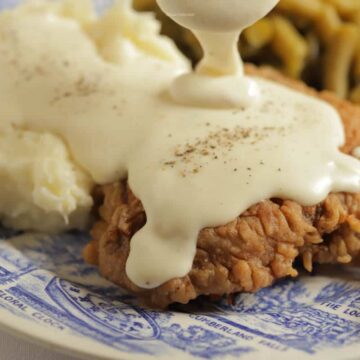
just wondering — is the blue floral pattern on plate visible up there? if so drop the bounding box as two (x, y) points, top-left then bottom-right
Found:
(0, 231), (359, 359)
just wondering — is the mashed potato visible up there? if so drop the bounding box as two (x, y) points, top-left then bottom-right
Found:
(86, 0), (187, 65)
(0, 127), (93, 232)
(0, 0), (186, 232)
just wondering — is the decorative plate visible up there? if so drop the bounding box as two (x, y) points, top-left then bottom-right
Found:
(0, 1), (359, 359)
(0, 230), (360, 360)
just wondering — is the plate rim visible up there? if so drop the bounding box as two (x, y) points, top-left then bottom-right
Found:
(0, 306), (156, 360)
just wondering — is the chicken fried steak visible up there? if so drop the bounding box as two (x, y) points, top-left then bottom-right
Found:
(84, 66), (360, 308)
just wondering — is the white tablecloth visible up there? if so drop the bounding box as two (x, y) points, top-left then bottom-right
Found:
(0, 330), (80, 360)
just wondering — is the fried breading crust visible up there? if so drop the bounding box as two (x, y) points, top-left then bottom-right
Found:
(84, 65), (360, 308)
